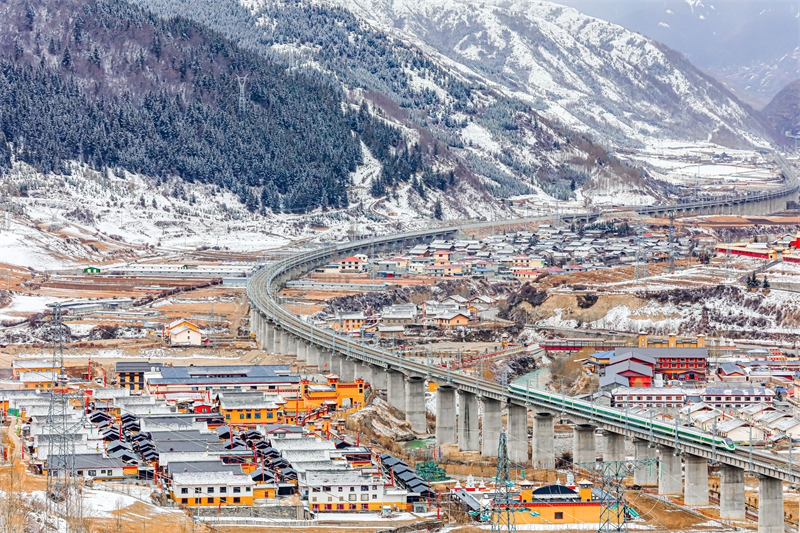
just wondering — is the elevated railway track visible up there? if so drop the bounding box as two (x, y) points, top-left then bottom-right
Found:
(247, 154), (800, 530)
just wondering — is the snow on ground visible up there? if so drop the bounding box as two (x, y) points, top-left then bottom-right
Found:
(82, 490), (141, 518)
(0, 294), (67, 321)
(315, 511), (439, 522)
(12, 348), (239, 360)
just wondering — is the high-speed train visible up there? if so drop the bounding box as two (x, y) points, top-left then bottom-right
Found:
(507, 382), (736, 452)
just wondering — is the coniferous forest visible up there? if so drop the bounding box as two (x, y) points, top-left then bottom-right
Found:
(0, 0), (415, 212)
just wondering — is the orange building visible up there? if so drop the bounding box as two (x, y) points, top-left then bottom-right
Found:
(219, 392), (286, 426)
(434, 311), (470, 328)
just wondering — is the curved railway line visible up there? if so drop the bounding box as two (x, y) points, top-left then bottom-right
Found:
(248, 153), (800, 483)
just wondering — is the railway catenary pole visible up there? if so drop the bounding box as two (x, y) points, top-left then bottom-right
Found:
(248, 153), (800, 484)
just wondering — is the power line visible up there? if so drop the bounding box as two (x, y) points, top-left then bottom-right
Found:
(45, 304), (87, 529)
(491, 431), (516, 533)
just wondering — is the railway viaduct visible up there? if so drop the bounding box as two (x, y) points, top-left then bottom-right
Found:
(248, 154), (799, 533)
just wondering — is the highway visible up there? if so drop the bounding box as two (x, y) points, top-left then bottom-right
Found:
(247, 153), (800, 482)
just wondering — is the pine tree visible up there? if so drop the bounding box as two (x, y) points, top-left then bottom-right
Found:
(762, 276), (770, 289)
(433, 199), (443, 220)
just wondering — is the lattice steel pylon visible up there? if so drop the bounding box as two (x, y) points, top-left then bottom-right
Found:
(665, 210), (677, 274)
(576, 459), (658, 533)
(236, 75), (248, 116)
(633, 225), (649, 282)
(491, 432), (516, 533)
(45, 304), (85, 530)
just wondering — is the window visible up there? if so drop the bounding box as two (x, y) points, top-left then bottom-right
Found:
(233, 497), (240, 503)
(350, 487), (355, 492)
(246, 413), (252, 419)
(220, 487), (227, 494)
(323, 487), (331, 492)
(372, 494), (377, 500)
(349, 494), (356, 501)
(312, 488), (321, 493)
(208, 488), (214, 494)
(324, 504), (332, 510)
(181, 488), (188, 494)
(361, 504), (368, 510)
(245, 487), (251, 492)
(181, 498), (188, 504)
(349, 504), (356, 510)
(337, 504), (344, 510)
(233, 487), (241, 494)
(312, 505), (320, 511)
(195, 487), (202, 494)
(207, 498), (214, 504)
(361, 494), (369, 501)
(220, 497), (227, 503)
(267, 412), (274, 419)
(77, 471), (83, 476)
(88, 470), (96, 477)
(255, 413), (261, 419)
(555, 512), (564, 520)
(338, 487), (343, 492)
(361, 486), (369, 491)
(194, 498), (201, 505)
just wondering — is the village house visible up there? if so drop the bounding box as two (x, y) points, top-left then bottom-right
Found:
(434, 311), (470, 328)
(610, 387), (687, 409)
(306, 470), (409, 512)
(337, 256), (367, 273)
(171, 470), (256, 507)
(702, 387), (775, 409)
(165, 319), (203, 346)
(218, 392), (286, 426)
(335, 312), (367, 333)
(145, 364), (300, 400)
(115, 361), (164, 391)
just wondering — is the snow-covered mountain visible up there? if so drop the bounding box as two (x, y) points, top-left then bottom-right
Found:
(327, 0), (772, 149)
(553, 0), (800, 108)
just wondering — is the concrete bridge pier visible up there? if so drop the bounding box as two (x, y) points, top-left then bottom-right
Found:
(531, 413), (555, 469)
(270, 327), (280, 354)
(264, 322), (275, 352)
(386, 370), (406, 412)
(758, 475), (784, 533)
(458, 390), (479, 452)
(319, 350), (332, 374)
(683, 454), (709, 505)
(295, 341), (306, 362)
(573, 424), (596, 465)
(435, 385), (457, 445)
(481, 398), (502, 458)
(604, 432), (625, 462)
(507, 403), (528, 463)
(405, 376), (427, 434)
(279, 330), (289, 354)
(658, 446), (682, 495)
(306, 344), (319, 366)
(370, 366), (387, 390)
(338, 357), (355, 382)
(357, 362), (371, 384)
(282, 334), (293, 355)
(633, 439), (658, 486)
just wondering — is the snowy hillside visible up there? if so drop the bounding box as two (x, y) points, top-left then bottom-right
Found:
(327, 0), (772, 149)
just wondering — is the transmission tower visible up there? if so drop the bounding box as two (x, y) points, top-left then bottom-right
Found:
(665, 210), (676, 274)
(45, 305), (85, 528)
(633, 224), (649, 282)
(236, 75), (248, 116)
(491, 432), (516, 533)
(576, 459), (658, 533)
